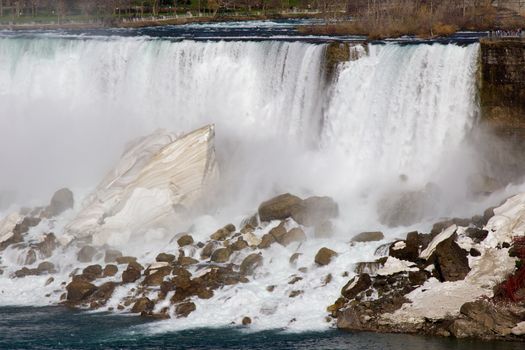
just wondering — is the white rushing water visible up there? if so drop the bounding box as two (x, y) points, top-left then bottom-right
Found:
(1, 36), (505, 331)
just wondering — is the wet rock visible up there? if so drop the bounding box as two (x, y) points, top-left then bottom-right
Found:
(280, 227), (306, 246)
(34, 233), (58, 258)
(82, 264), (103, 281)
(269, 222), (287, 242)
(201, 242), (216, 259)
(242, 316), (252, 325)
(177, 234), (194, 247)
(240, 253), (263, 275)
(465, 228), (489, 243)
(291, 196), (339, 226)
(77, 246), (96, 263)
(25, 249), (37, 265)
(122, 264), (142, 283)
(116, 256), (137, 265)
(470, 248), (482, 257)
(37, 261), (56, 274)
(289, 290), (303, 298)
(315, 247), (337, 266)
(460, 300), (520, 336)
(175, 301), (196, 318)
(352, 231), (384, 243)
(289, 253), (301, 266)
(288, 276), (303, 284)
(179, 256), (198, 266)
(258, 193), (303, 222)
(449, 318), (490, 338)
(266, 285), (276, 292)
(258, 233), (275, 249)
(408, 270), (429, 286)
(341, 274), (372, 299)
(156, 253), (176, 263)
(210, 248), (232, 263)
(224, 224), (236, 232)
(66, 279), (97, 302)
(434, 235), (470, 282)
(210, 227), (233, 241)
(230, 238), (249, 251)
(131, 297), (154, 313)
(143, 267), (171, 286)
(43, 188), (74, 218)
(91, 282), (116, 305)
(45, 277), (54, 286)
(389, 231), (420, 262)
(103, 264), (118, 277)
(104, 249), (123, 263)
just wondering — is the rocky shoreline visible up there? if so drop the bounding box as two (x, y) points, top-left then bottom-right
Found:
(0, 125), (524, 342)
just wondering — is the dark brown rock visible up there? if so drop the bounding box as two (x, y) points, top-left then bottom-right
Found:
(258, 233), (275, 249)
(315, 247), (337, 266)
(103, 264), (118, 277)
(156, 253), (176, 263)
(341, 274), (372, 299)
(82, 264), (103, 280)
(66, 279), (96, 302)
(143, 267), (171, 286)
(230, 238), (249, 251)
(289, 253), (301, 265)
(465, 228), (489, 243)
(242, 316), (252, 325)
(90, 282), (116, 304)
(116, 256), (137, 265)
(434, 235), (470, 282)
(34, 233), (58, 258)
(460, 300), (520, 336)
(240, 253), (263, 275)
(175, 301), (196, 318)
(177, 234), (194, 247)
(258, 193), (303, 222)
(210, 248), (232, 263)
(201, 242), (216, 259)
(25, 249), (37, 265)
(352, 231), (384, 243)
(389, 231), (420, 262)
(211, 227), (233, 241)
(37, 261), (55, 273)
(122, 264), (142, 283)
(131, 297), (154, 313)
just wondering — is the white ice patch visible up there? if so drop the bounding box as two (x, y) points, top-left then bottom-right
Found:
(375, 257), (418, 276)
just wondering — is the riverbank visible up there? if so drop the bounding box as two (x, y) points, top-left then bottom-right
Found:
(0, 12), (320, 31)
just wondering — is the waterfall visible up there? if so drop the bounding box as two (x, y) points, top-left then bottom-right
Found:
(0, 37), (480, 229)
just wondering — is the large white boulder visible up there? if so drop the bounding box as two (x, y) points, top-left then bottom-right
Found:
(65, 125), (219, 245)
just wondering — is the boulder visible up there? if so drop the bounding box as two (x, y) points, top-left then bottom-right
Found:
(37, 261), (56, 273)
(143, 267), (171, 286)
(280, 227), (307, 246)
(177, 234), (194, 247)
(460, 300), (520, 336)
(179, 256), (198, 266)
(103, 264), (118, 277)
(434, 235), (470, 282)
(175, 301), (196, 318)
(116, 256), (137, 265)
(156, 253), (176, 263)
(201, 242), (216, 259)
(82, 264), (103, 280)
(43, 188), (74, 218)
(289, 253), (301, 265)
(25, 249), (37, 265)
(131, 297), (154, 313)
(465, 228), (489, 243)
(34, 233), (58, 258)
(90, 282), (116, 305)
(122, 264), (142, 283)
(242, 316), (252, 325)
(230, 238), (249, 251)
(269, 222), (287, 242)
(66, 279), (96, 302)
(258, 233), (275, 249)
(341, 274), (372, 299)
(258, 193), (303, 222)
(104, 249), (123, 263)
(240, 253), (263, 275)
(77, 246), (96, 263)
(291, 196), (339, 226)
(210, 248), (232, 263)
(352, 231), (384, 243)
(211, 226), (234, 241)
(315, 247), (337, 266)
(389, 232), (420, 262)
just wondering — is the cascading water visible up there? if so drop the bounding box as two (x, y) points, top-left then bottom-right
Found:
(0, 36), (504, 331)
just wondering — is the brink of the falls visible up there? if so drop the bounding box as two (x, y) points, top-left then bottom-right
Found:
(65, 125), (219, 246)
